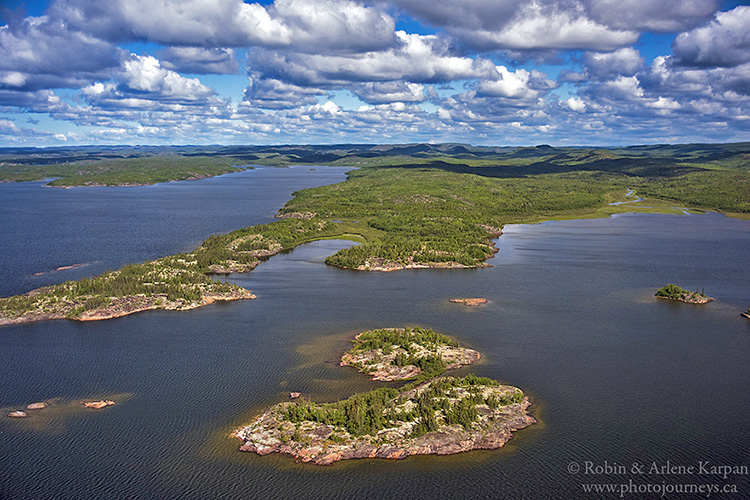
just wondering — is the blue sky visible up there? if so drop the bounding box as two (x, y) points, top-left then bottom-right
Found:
(1, 0), (749, 146)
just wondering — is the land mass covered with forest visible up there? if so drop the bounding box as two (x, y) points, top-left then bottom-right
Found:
(1, 142), (748, 325)
(236, 374), (533, 465)
(339, 327), (480, 381)
(236, 327), (531, 465)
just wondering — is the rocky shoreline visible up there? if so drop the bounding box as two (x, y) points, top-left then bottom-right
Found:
(655, 292), (714, 304)
(655, 284), (713, 305)
(450, 298), (488, 306)
(236, 325), (533, 465)
(339, 327), (480, 381)
(0, 288), (255, 326)
(235, 377), (535, 465)
(352, 242), (499, 273)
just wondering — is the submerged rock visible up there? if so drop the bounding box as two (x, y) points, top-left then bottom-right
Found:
(82, 400), (115, 409)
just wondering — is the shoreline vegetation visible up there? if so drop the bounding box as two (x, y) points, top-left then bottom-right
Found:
(235, 375), (534, 465)
(339, 327), (481, 382)
(2, 142), (748, 325)
(235, 327), (533, 465)
(655, 284), (714, 304)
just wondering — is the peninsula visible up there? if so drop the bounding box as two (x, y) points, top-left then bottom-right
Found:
(340, 327), (480, 381)
(235, 374), (534, 465)
(3, 142), (748, 325)
(655, 284), (714, 304)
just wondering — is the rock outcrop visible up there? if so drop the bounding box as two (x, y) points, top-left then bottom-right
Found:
(236, 377), (534, 465)
(449, 298), (488, 306)
(339, 327), (480, 381)
(82, 400), (115, 409)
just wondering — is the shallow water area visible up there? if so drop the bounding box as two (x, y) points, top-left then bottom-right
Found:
(1, 170), (749, 499)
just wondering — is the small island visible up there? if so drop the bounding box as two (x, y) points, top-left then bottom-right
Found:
(82, 400), (116, 409)
(655, 284), (713, 304)
(339, 327), (480, 381)
(450, 298), (488, 306)
(235, 374), (534, 465)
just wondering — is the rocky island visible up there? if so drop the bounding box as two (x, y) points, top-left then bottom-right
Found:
(339, 327), (481, 381)
(0, 258), (255, 326)
(655, 284), (714, 304)
(235, 374), (534, 465)
(450, 298), (488, 306)
(0, 218), (357, 326)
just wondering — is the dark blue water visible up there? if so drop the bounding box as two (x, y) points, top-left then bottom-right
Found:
(0, 166), (349, 298)
(1, 172), (749, 499)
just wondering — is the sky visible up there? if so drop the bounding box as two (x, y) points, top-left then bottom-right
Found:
(1, 0), (749, 147)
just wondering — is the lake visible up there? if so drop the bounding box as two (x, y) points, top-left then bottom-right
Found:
(1, 170), (749, 499)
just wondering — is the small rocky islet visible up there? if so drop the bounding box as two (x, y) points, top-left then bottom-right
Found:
(339, 327), (481, 381)
(235, 327), (534, 465)
(655, 284), (713, 304)
(450, 298), (488, 306)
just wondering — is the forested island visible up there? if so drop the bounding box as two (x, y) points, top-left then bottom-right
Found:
(655, 284), (714, 304)
(235, 374), (533, 465)
(340, 327), (480, 381)
(232, 324), (534, 465)
(2, 142), (748, 325)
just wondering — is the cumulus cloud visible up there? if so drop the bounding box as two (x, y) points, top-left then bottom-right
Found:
(50, 0), (291, 47)
(587, 0), (720, 32)
(81, 55), (224, 111)
(584, 48), (644, 79)
(158, 47), (239, 75)
(350, 82), (426, 104)
(51, 0), (397, 53)
(390, 0), (721, 52)
(242, 76), (326, 109)
(270, 0), (397, 53)
(247, 31), (479, 88)
(0, 15), (122, 90)
(564, 96), (586, 112)
(476, 66), (555, 99)
(673, 6), (750, 68)
(463, 3), (638, 51)
(388, 0), (638, 51)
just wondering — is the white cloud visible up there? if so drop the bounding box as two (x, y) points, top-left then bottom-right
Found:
(564, 96), (586, 112)
(604, 76), (644, 99)
(0, 15), (122, 90)
(351, 82), (426, 104)
(247, 32), (480, 87)
(477, 67), (540, 99)
(588, 0), (720, 32)
(271, 0), (397, 53)
(464, 3), (638, 51)
(646, 97), (681, 110)
(51, 0), (291, 47)
(158, 47), (239, 75)
(51, 0), (397, 53)
(242, 76), (327, 109)
(585, 48), (644, 79)
(673, 6), (750, 68)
